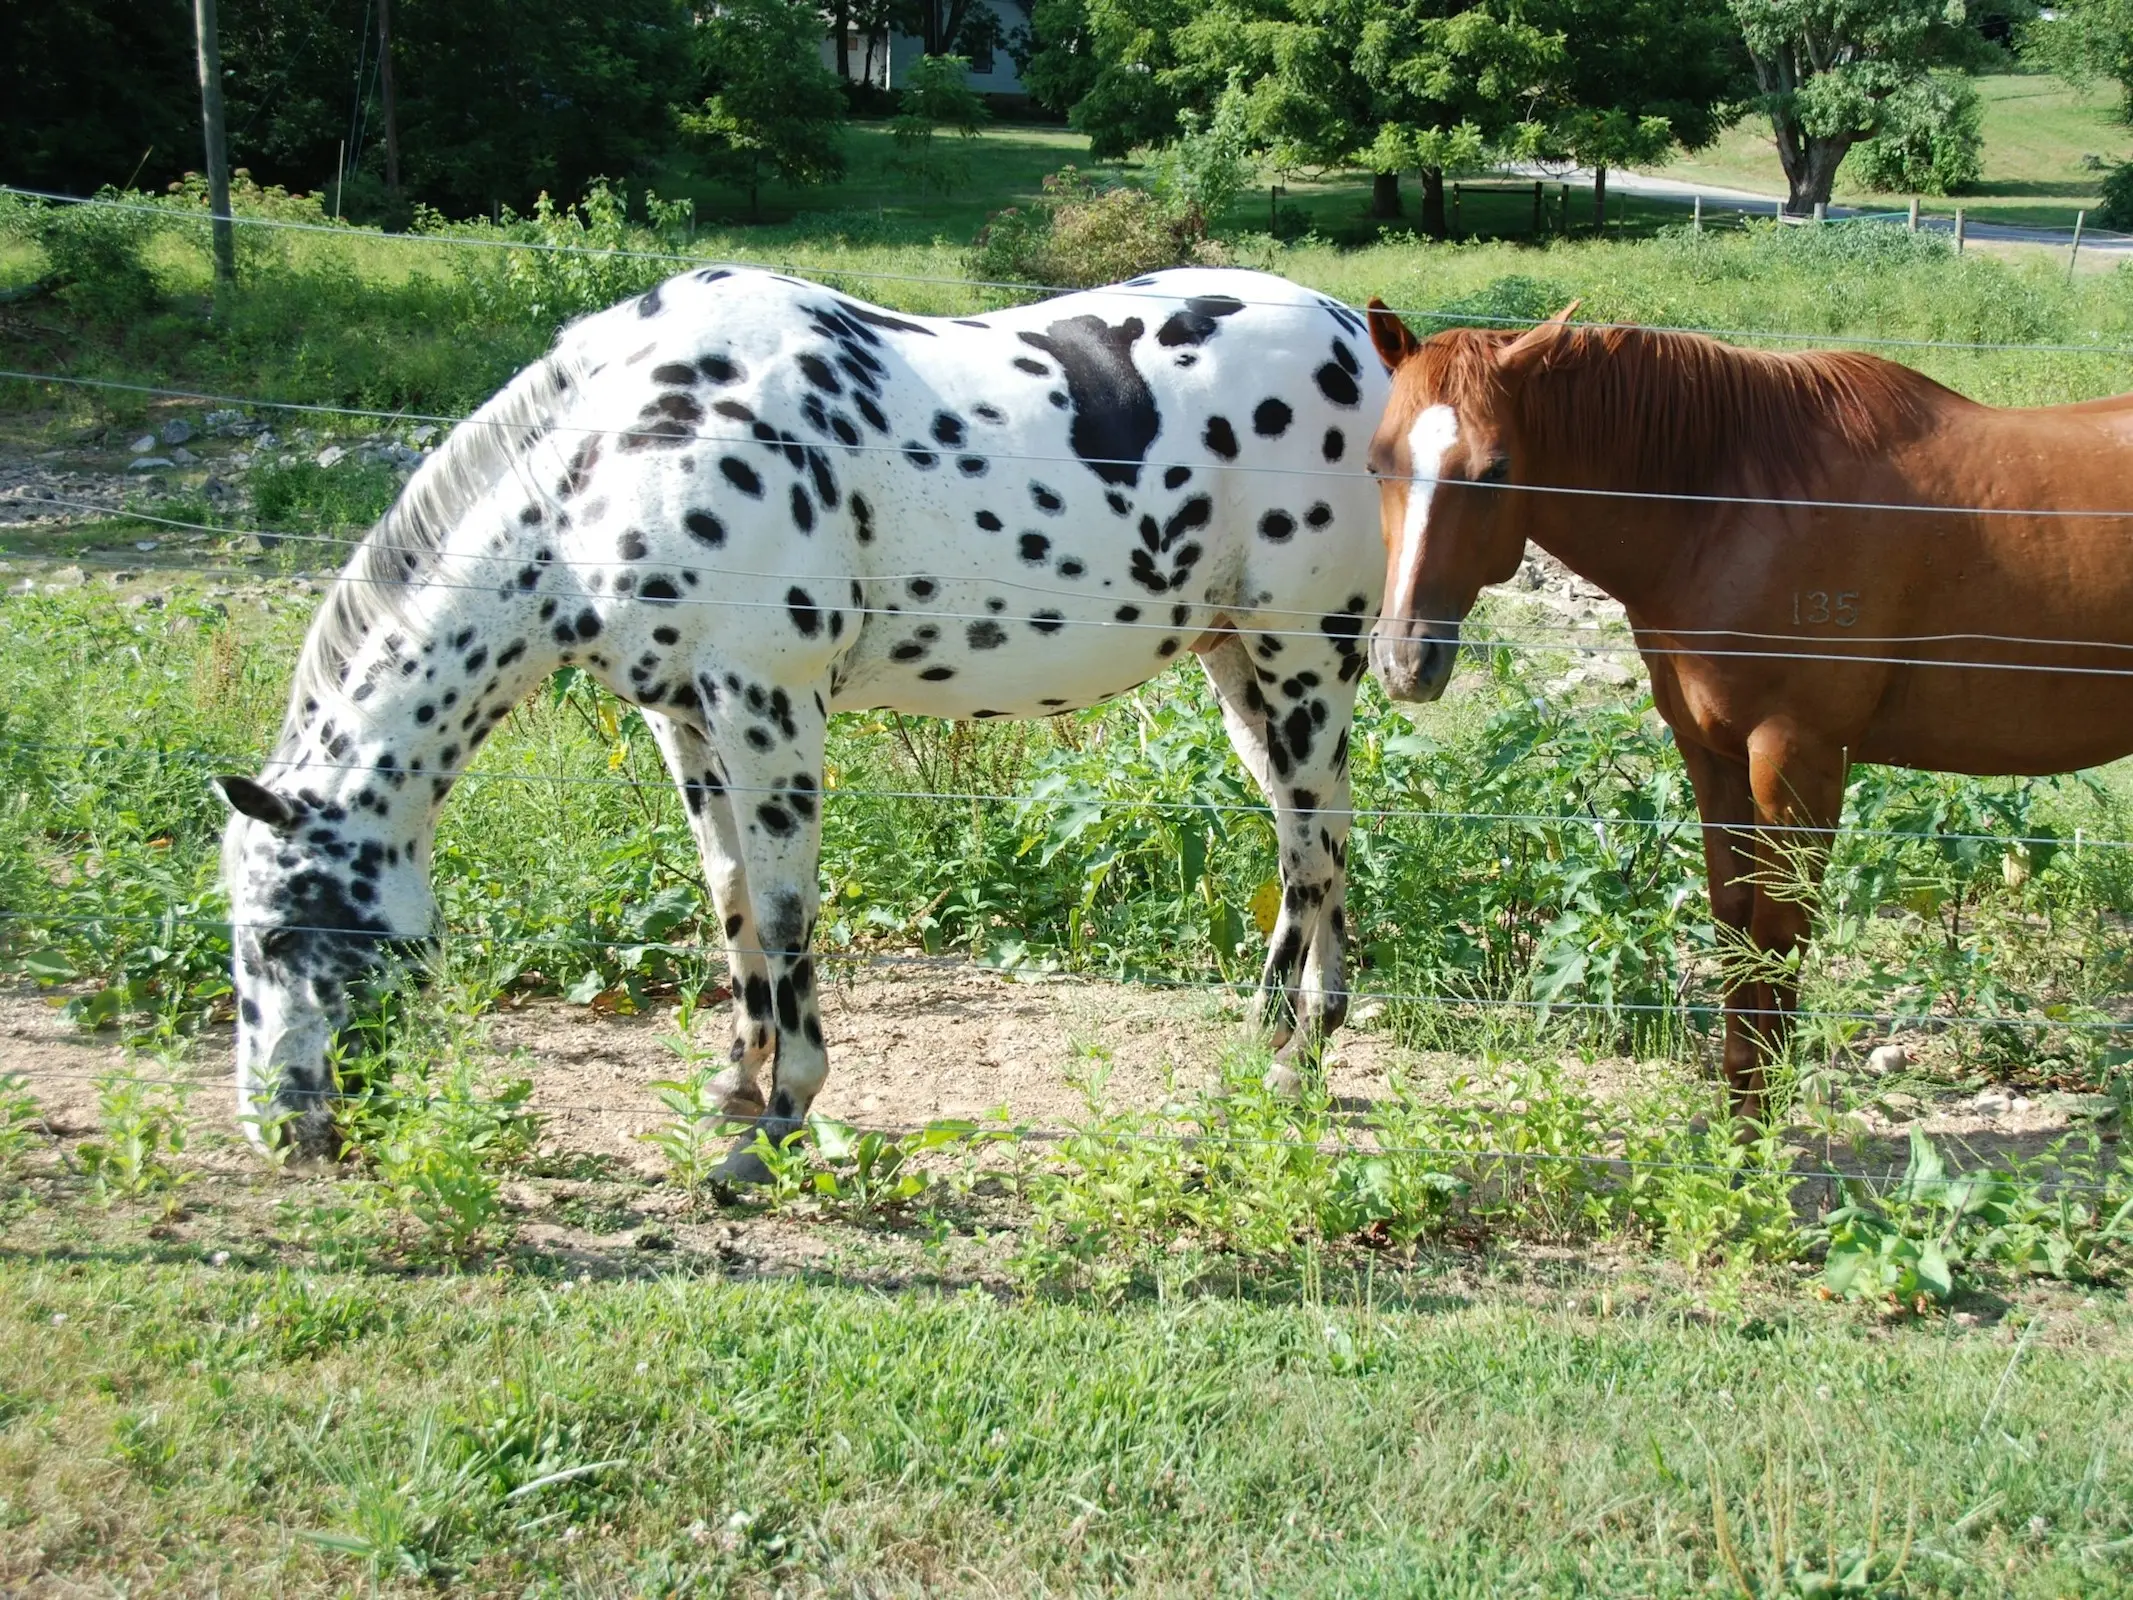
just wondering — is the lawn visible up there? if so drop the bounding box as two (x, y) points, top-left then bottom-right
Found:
(0, 1247), (2127, 1596)
(1655, 72), (2133, 230)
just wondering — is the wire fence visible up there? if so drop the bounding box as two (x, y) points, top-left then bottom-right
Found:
(4, 730), (2123, 851)
(6, 181), (2133, 357)
(3, 218), (2129, 1213)
(5, 904), (2129, 1040)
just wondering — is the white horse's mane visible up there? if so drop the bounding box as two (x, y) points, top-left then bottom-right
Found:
(273, 346), (587, 757)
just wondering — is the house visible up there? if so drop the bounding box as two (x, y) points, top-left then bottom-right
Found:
(822, 0), (1032, 102)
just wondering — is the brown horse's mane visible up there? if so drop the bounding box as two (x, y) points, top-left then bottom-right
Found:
(1414, 324), (1971, 492)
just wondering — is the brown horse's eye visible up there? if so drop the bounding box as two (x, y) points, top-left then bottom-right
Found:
(1478, 457), (1510, 485)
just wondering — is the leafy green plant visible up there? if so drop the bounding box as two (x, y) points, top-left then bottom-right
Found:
(1617, 1114), (1803, 1272)
(74, 1068), (193, 1205)
(640, 995), (743, 1199)
(1820, 1128), (2001, 1308)
(0, 1073), (42, 1176)
(365, 1062), (539, 1261)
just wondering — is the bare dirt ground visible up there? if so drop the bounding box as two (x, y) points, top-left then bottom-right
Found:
(3, 962), (2106, 1177)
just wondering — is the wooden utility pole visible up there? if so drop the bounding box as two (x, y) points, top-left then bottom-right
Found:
(191, 0), (234, 285)
(377, 0), (402, 198)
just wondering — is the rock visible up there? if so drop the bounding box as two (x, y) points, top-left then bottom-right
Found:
(170, 446), (199, 465)
(133, 540), (158, 553)
(160, 419), (194, 446)
(123, 591), (166, 612)
(316, 445), (347, 469)
(409, 423), (438, 446)
(1972, 1088), (2012, 1116)
(1867, 1043), (1908, 1076)
(1589, 657), (1636, 687)
(254, 431), (279, 449)
(127, 456), (173, 473)
(129, 434), (157, 454)
(1351, 999), (1389, 1029)
(203, 408), (246, 434)
(201, 476), (231, 500)
(48, 566), (85, 588)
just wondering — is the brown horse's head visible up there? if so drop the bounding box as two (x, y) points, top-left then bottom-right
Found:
(1362, 299), (1580, 702)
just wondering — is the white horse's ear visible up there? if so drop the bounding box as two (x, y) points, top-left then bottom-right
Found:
(1366, 298), (1423, 370)
(1498, 300), (1584, 370)
(214, 775), (302, 830)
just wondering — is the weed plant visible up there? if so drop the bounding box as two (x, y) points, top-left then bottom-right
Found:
(72, 1066), (194, 1207)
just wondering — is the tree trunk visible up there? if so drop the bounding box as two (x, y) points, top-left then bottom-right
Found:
(376, 0), (400, 197)
(1370, 170), (1402, 220)
(835, 0), (850, 81)
(1592, 164), (1607, 234)
(1782, 135), (1852, 215)
(1419, 168), (1446, 239)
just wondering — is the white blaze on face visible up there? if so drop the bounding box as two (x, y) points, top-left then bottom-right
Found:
(1387, 404), (1460, 626)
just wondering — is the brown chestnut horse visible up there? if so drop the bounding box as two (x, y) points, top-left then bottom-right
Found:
(1361, 301), (2133, 1116)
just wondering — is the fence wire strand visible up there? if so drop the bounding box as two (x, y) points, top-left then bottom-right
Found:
(5, 906), (2129, 1034)
(2, 730), (2124, 852)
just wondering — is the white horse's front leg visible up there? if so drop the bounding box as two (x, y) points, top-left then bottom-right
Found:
(688, 664), (832, 1184)
(642, 710), (772, 1118)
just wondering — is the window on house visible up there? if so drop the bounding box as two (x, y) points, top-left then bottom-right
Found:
(969, 38), (994, 73)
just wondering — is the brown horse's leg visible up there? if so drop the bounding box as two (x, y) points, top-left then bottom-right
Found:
(1676, 741), (1766, 1112)
(1741, 725), (1849, 1124)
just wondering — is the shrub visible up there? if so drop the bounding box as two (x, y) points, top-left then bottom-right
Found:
(1842, 74), (1985, 197)
(0, 189), (164, 322)
(2102, 161), (2133, 230)
(969, 168), (1227, 293)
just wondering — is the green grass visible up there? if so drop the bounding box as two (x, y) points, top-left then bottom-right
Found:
(0, 1253), (2127, 1595)
(1657, 72), (2133, 229)
(653, 119), (1104, 240)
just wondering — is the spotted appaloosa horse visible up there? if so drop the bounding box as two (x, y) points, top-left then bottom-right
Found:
(216, 265), (1389, 1175)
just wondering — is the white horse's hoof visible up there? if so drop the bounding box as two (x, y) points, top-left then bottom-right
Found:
(1261, 1063), (1305, 1099)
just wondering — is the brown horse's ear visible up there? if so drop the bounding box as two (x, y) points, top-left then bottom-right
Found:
(1366, 298), (1422, 370)
(1497, 299), (1584, 370)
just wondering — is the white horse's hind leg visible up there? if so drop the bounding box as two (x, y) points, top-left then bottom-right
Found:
(685, 665), (833, 1184)
(1200, 630), (1361, 1094)
(642, 711), (773, 1118)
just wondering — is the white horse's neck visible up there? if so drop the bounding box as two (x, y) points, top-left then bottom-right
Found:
(269, 503), (575, 844)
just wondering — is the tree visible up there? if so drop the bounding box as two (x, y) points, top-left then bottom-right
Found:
(1180, 0), (1564, 233)
(898, 0), (1005, 57)
(2024, 0), (2133, 117)
(1729, 0), (1980, 214)
(1529, 0), (1749, 229)
(1, 0), (199, 195)
(891, 55), (990, 197)
(1020, 0), (1198, 158)
(682, 0), (847, 213)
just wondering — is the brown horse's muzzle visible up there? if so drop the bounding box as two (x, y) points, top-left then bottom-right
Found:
(1370, 615), (1459, 703)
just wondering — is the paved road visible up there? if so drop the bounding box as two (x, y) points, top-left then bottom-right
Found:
(1500, 163), (2133, 253)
